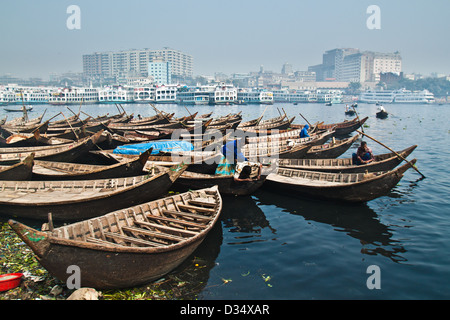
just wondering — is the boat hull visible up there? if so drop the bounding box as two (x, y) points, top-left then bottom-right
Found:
(264, 161), (415, 202)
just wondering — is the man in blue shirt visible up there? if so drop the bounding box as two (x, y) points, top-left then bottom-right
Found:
(215, 139), (248, 175)
(300, 124), (310, 138)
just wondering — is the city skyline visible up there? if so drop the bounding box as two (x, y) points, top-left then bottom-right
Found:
(1, 0), (449, 79)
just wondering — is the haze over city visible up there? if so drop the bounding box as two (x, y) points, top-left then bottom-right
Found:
(1, 0), (449, 79)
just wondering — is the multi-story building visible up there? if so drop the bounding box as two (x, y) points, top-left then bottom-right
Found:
(309, 48), (402, 83)
(83, 47), (193, 81)
(148, 58), (172, 85)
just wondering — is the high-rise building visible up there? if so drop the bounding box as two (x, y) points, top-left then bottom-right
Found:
(309, 48), (401, 83)
(149, 56), (172, 85)
(82, 47), (193, 80)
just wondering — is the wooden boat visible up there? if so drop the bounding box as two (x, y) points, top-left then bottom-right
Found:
(292, 117), (368, 136)
(92, 149), (223, 174)
(240, 116), (295, 134)
(0, 153), (34, 180)
(0, 130), (73, 148)
(247, 129), (334, 147)
(0, 163), (188, 221)
(1, 120), (49, 135)
(112, 113), (174, 127)
(277, 145), (417, 173)
(304, 134), (360, 159)
(5, 113), (44, 126)
(32, 149), (151, 180)
(173, 170), (268, 196)
(376, 110), (388, 119)
(0, 130), (103, 165)
(46, 119), (110, 135)
(244, 140), (313, 161)
(4, 105), (33, 112)
(8, 186), (222, 289)
(264, 159), (416, 202)
(345, 110), (355, 116)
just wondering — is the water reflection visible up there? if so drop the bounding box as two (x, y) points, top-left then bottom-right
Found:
(143, 221), (223, 299)
(253, 189), (408, 263)
(220, 194), (277, 246)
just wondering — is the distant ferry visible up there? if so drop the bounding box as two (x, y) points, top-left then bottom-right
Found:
(154, 84), (178, 104)
(48, 87), (99, 105)
(359, 89), (435, 104)
(177, 86), (214, 105)
(0, 90), (15, 106)
(237, 89), (274, 104)
(98, 86), (134, 104)
(212, 84), (237, 105)
(133, 87), (155, 103)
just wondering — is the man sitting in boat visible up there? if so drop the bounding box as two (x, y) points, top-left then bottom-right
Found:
(378, 105), (386, 112)
(352, 141), (375, 165)
(300, 124), (310, 138)
(215, 138), (248, 176)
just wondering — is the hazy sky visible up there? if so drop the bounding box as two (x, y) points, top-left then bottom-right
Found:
(1, 0), (449, 78)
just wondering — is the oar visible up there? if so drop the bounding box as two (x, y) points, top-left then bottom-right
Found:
(351, 104), (365, 134)
(298, 113), (313, 128)
(256, 105), (269, 125)
(31, 112), (62, 134)
(356, 129), (425, 179)
(61, 112), (79, 140)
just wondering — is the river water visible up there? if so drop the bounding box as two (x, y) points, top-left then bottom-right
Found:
(1, 101), (449, 300)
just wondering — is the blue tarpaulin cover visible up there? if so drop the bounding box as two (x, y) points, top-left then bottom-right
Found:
(113, 140), (194, 155)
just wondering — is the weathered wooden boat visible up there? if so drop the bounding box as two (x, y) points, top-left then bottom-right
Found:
(0, 153), (34, 180)
(240, 116), (295, 134)
(292, 117), (368, 136)
(1, 120), (49, 135)
(0, 163), (188, 221)
(111, 113), (174, 128)
(247, 129), (334, 147)
(376, 110), (388, 119)
(5, 113), (44, 126)
(8, 186), (222, 289)
(244, 140), (313, 161)
(32, 149), (151, 180)
(0, 130), (103, 165)
(277, 145), (417, 173)
(173, 170), (268, 196)
(264, 159), (416, 202)
(92, 149), (223, 174)
(4, 105), (33, 112)
(0, 130), (73, 148)
(46, 119), (110, 135)
(304, 134), (360, 159)
(345, 110), (355, 116)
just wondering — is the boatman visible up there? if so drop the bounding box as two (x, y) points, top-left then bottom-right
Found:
(300, 124), (310, 138)
(352, 141), (375, 165)
(215, 138), (249, 176)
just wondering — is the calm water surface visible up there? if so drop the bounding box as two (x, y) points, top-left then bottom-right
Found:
(1, 102), (449, 300)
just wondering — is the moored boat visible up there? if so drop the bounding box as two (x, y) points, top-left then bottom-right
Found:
(303, 134), (360, 159)
(0, 153), (34, 180)
(264, 159), (417, 202)
(277, 145), (417, 173)
(0, 163), (188, 221)
(8, 186), (222, 289)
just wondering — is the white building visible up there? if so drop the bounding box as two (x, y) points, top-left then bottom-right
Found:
(148, 60), (172, 85)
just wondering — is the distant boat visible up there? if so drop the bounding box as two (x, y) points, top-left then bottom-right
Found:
(325, 102), (332, 106)
(376, 106), (388, 119)
(4, 105), (33, 112)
